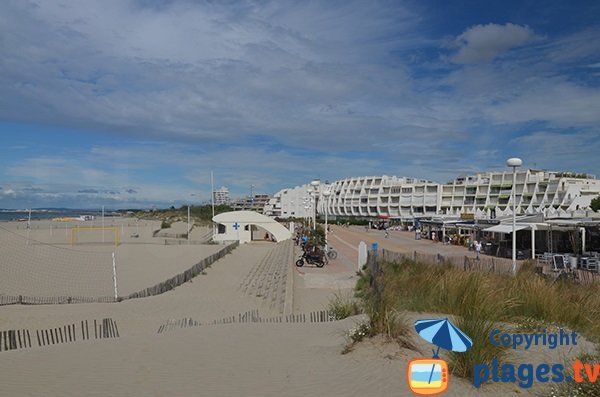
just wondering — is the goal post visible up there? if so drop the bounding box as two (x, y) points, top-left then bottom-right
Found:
(71, 227), (121, 246)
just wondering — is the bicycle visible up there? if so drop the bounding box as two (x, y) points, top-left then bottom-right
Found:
(326, 245), (338, 260)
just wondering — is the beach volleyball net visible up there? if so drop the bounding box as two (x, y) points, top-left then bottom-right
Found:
(70, 226), (121, 246)
(0, 225), (115, 303)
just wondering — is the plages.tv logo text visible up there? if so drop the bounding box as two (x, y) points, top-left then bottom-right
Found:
(473, 328), (600, 388)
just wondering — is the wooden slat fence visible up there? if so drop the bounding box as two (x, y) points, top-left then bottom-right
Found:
(0, 318), (119, 353)
(156, 309), (337, 334)
(374, 248), (600, 284)
(0, 241), (239, 307)
(574, 269), (600, 284)
(0, 295), (116, 306)
(127, 241), (239, 299)
(380, 249), (515, 275)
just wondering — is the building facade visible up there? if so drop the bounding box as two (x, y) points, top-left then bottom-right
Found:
(231, 193), (271, 213)
(267, 170), (600, 221)
(213, 186), (230, 205)
(264, 184), (315, 218)
(318, 175), (438, 220)
(437, 170), (600, 219)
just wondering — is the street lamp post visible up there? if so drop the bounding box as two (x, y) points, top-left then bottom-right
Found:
(310, 180), (320, 231)
(304, 205), (310, 229)
(507, 157), (522, 275)
(189, 193), (200, 243)
(322, 189), (331, 250)
(302, 196), (309, 228)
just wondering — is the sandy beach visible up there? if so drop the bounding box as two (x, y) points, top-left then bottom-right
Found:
(0, 222), (593, 396)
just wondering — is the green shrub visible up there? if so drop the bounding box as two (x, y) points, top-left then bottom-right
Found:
(328, 291), (361, 320)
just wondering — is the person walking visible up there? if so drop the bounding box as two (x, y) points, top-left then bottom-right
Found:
(475, 240), (482, 260)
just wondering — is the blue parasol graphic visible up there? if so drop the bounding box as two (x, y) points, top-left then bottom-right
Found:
(415, 318), (472, 384)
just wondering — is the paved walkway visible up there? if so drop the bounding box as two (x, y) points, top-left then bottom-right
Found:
(329, 225), (480, 259)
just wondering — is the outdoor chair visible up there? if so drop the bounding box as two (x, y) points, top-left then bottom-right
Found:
(579, 257), (598, 272)
(552, 255), (568, 272)
(551, 255), (578, 283)
(536, 252), (553, 266)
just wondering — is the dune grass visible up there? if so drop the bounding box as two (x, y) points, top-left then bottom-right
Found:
(356, 257), (600, 382)
(327, 290), (361, 320)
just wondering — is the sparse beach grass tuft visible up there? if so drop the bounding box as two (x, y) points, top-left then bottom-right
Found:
(327, 290), (361, 320)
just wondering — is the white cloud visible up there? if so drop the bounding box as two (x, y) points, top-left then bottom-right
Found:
(543, 28), (600, 64)
(1, 188), (17, 197)
(510, 130), (600, 174)
(452, 23), (538, 63)
(0, 0), (422, 150)
(1, 141), (391, 207)
(1, 2), (599, 209)
(484, 79), (600, 127)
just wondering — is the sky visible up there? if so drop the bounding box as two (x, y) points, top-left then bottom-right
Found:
(1, 0), (599, 209)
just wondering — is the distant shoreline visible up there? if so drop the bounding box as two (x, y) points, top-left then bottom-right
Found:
(0, 210), (121, 222)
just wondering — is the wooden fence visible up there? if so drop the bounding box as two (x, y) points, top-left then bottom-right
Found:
(0, 241), (239, 307)
(0, 295), (116, 306)
(379, 249), (515, 274)
(574, 269), (600, 284)
(152, 229), (187, 239)
(127, 241), (239, 299)
(371, 248), (600, 284)
(156, 309), (337, 334)
(0, 318), (119, 353)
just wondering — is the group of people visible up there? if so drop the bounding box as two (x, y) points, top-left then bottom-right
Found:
(412, 228), (483, 260)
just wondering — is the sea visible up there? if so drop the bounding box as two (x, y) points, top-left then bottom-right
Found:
(0, 209), (106, 222)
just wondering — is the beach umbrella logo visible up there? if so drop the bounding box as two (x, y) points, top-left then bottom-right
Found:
(415, 318), (472, 358)
(407, 318), (472, 396)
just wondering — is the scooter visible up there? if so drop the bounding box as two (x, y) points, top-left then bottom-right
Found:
(295, 249), (328, 267)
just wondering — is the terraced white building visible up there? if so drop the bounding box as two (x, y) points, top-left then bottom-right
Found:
(267, 170), (600, 220)
(437, 170), (600, 219)
(318, 175), (439, 219)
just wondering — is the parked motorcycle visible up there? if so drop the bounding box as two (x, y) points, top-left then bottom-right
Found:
(296, 248), (328, 267)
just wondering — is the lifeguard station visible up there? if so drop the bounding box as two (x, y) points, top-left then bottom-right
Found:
(212, 211), (291, 244)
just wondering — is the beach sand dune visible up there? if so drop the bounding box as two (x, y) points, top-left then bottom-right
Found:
(0, 220), (220, 297)
(0, 224), (588, 396)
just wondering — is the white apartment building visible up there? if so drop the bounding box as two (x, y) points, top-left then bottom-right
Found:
(213, 186), (230, 205)
(439, 170), (600, 219)
(264, 184), (316, 218)
(267, 170), (600, 221)
(318, 175), (438, 219)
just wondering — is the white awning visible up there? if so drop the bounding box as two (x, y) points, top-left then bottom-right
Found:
(484, 224), (529, 234)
